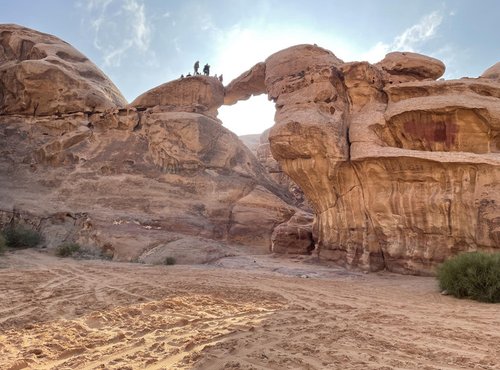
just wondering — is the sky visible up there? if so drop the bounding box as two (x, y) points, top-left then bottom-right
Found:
(1, 0), (499, 135)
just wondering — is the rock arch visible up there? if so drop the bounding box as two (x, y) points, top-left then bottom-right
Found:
(225, 44), (500, 275)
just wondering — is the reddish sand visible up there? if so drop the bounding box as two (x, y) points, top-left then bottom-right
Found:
(0, 250), (499, 369)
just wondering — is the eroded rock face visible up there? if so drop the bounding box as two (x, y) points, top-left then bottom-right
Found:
(481, 62), (500, 80)
(240, 129), (310, 210)
(271, 211), (314, 255)
(3, 25), (498, 274)
(224, 62), (266, 105)
(0, 26), (300, 262)
(131, 75), (224, 119)
(0, 105), (300, 260)
(254, 128), (310, 210)
(0, 24), (127, 115)
(376, 51), (446, 82)
(227, 45), (500, 275)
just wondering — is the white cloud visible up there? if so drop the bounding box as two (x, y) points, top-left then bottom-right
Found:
(433, 44), (461, 79)
(102, 41), (133, 66)
(84, 0), (153, 67)
(361, 10), (444, 63)
(173, 38), (181, 54)
(393, 11), (443, 50)
(189, 3), (218, 33)
(84, 0), (113, 11)
(199, 13), (216, 31)
(361, 41), (390, 64)
(123, 0), (150, 52)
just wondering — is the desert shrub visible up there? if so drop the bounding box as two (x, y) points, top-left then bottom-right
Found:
(438, 252), (500, 303)
(164, 256), (176, 266)
(55, 243), (81, 257)
(2, 226), (42, 249)
(0, 234), (6, 254)
(66, 246), (112, 261)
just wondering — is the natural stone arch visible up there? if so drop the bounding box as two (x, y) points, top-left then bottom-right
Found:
(225, 44), (500, 275)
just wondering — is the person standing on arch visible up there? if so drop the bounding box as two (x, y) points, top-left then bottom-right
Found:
(203, 63), (210, 76)
(194, 61), (200, 75)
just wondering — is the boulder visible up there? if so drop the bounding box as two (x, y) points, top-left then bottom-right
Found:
(481, 62), (500, 80)
(271, 211), (315, 255)
(0, 24), (127, 115)
(130, 75), (224, 119)
(228, 186), (295, 247)
(376, 51), (446, 82)
(137, 236), (235, 265)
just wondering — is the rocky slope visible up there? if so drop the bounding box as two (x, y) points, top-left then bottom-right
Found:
(226, 44), (500, 274)
(0, 25), (301, 263)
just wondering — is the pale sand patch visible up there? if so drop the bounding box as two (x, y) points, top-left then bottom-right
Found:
(0, 250), (499, 369)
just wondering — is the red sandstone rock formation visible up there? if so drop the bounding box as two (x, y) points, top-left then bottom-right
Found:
(481, 62), (500, 80)
(271, 211), (315, 255)
(226, 44), (500, 274)
(130, 75), (224, 119)
(241, 129), (311, 211)
(0, 25), (300, 263)
(0, 24), (126, 115)
(2, 24), (498, 273)
(224, 62), (266, 105)
(375, 51), (445, 82)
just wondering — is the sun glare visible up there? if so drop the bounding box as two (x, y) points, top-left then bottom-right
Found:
(218, 94), (275, 136)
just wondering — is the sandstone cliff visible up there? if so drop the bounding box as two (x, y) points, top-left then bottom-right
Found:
(241, 129), (310, 211)
(226, 45), (500, 274)
(2, 25), (498, 274)
(241, 129), (315, 254)
(0, 24), (127, 115)
(0, 25), (300, 263)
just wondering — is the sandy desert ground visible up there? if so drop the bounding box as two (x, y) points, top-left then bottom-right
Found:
(0, 249), (499, 370)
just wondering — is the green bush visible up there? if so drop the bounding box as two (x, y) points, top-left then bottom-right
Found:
(55, 243), (81, 257)
(0, 234), (6, 254)
(2, 226), (42, 249)
(164, 256), (176, 266)
(438, 252), (500, 303)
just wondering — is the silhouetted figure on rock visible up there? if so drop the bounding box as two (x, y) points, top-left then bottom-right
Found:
(203, 63), (210, 76)
(219, 74), (223, 83)
(194, 61), (199, 75)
